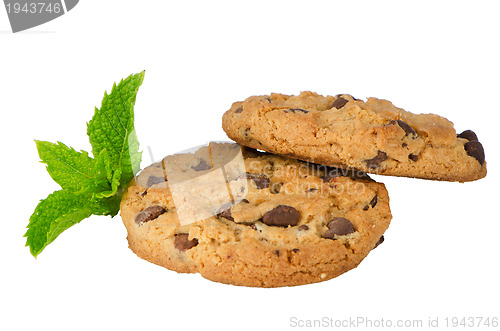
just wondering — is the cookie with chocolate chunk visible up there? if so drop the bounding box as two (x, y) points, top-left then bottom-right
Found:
(222, 92), (486, 182)
(120, 143), (391, 287)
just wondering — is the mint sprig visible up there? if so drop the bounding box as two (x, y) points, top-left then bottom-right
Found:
(87, 72), (144, 189)
(25, 72), (145, 257)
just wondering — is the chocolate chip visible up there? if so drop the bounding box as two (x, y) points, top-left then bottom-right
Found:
(174, 233), (198, 251)
(409, 153), (419, 162)
(140, 189), (148, 197)
(324, 217), (355, 239)
(322, 167), (341, 182)
(332, 97), (348, 109)
(335, 94), (359, 100)
(192, 159), (212, 171)
(363, 196), (377, 210)
(373, 236), (384, 249)
(396, 119), (417, 136)
(298, 224), (309, 231)
(219, 209), (234, 222)
(287, 108), (309, 113)
(241, 199), (249, 203)
(457, 130), (478, 142)
(262, 205), (300, 227)
(216, 202), (235, 221)
(402, 142), (408, 148)
(292, 248), (300, 253)
(306, 188), (318, 192)
(135, 205), (167, 225)
(244, 172), (270, 189)
(464, 141), (485, 165)
(147, 175), (165, 187)
(364, 151), (388, 169)
(265, 97), (272, 103)
(270, 182), (282, 194)
(274, 250), (280, 257)
(235, 106), (243, 113)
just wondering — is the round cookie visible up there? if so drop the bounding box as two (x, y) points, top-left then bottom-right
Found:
(222, 92), (486, 182)
(120, 143), (392, 287)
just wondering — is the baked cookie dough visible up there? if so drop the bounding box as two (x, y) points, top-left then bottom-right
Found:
(120, 143), (392, 287)
(222, 92), (486, 182)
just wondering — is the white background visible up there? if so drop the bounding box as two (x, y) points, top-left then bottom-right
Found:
(1, 1), (499, 330)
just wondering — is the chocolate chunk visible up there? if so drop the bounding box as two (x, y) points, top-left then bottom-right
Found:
(135, 205), (167, 225)
(408, 153), (419, 162)
(235, 106), (243, 113)
(402, 142), (408, 148)
(322, 167), (341, 182)
(332, 97), (348, 109)
(287, 108), (309, 113)
(298, 224), (309, 231)
(396, 119), (417, 136)
(373, 236), (385, 249)
(174, 233), (199, 251)
(464, 141), (485, 165)
(147, 175), (165, 187)
(217, 202), (234, 221)
(219, 208), (234, 221)
(335, 94), (361, 101)
(274, 250), (280, 257)
(192, 159), (212, 171)
(270, 182), (282, 194)
(363, 195), (378, 211)
(292, 248), (300, 253)
(241, 199), (249, 203)
(457, 130), (478, 142)
(364, 151), (388, 169)
(324, 217), (355, 239)
(244, 172), (270, 189)
(262, 205), (300, 227)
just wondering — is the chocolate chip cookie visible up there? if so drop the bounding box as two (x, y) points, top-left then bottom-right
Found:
(120, 143), (392, 287)
(222, 92), (486, 182)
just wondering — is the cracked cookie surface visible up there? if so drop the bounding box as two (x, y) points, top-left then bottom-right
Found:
(120, 143), (391, 287)
(222, 92), (486, 182)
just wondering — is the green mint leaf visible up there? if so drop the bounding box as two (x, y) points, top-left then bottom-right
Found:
(28, 72), (146, 257)
(93, 194), (121, 217)
(35, 140), (109, 193)
(87, 72), (144, 188)
(46, 208), (93, 252)
(94, 168), (122, 199)
(25, 188), (122, 257)
(25, 190), (93, 257)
